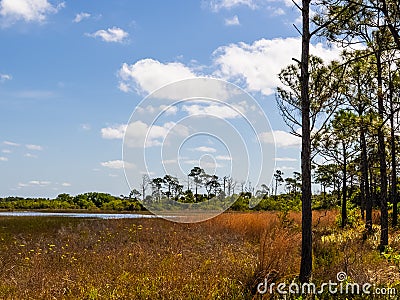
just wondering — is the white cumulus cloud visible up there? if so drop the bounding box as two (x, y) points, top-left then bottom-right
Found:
(225, 15), (240, 26)
(182, 103), (240, 119)
(18, 180), (51, 187)
(101, 124), (127, 139)
(102, 121), (190, 148)
(0, 73), (12, 82)
(193, 146), (217, 153)
(87, 27), (128, 43)
(136, 105), (178, 116)
(0, 0), (64, 24)
(126, 121), (189, 148)
(118, 58), (196, 94)
(101, 160), (135, 169)
(259, 130), (301, 148)
(271, 7), (285, 16)
(3, 140), (20, 146)
(26, 144), (43, 151)
(216, 155), (231, 160)
(275, 157), (298, 162)
(207, 0), (257, 11)
(0, 156), (8, 161)
(213, 37), (342, 96)
(73, 12), (90, 23)
(162, 159), (177, 165)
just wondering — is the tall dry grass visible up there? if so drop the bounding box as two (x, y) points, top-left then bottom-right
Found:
(1, 210), (400, 299)
(1, 214), (263, 299)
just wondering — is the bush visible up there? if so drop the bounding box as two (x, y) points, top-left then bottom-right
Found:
(335, 201), (361, 228)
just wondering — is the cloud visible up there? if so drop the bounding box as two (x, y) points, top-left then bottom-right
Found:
(216, 155), (231, 160)
(118, 58), (196, 94)
(30, 180), (50, 185)
(118, 61), (236, 101)
(160, 105), (178, 116)
(61, 182), (71, 187)
(24, 153), (38, 158)
(213, 37), (342, 96)
(101, 160), (135, 169)
(87, 27), (128, 43)
(0, 156), (8, 161)
(102, 121), (189, 148)
(0, 73), (11, 82)
(80, 123), (91, 131)
(136, 105), (178, 116)
(259, 130), (301, 148)
(193, 146), (217, 153)
(18, 180), (51, 187)
(2, 149), (11, 153)
(278, 0), (299, 7)
(270, 7), (285, 16)
(162, 159), (177, 165)
(3, 140), (20, 146)
(207, 0), (257, 12)
(275, 157), (298, 162)
(200, 160), (223, 169)
(125, 121), (189, 148)
(279, 166), (295, 172)
(101, 124), (126, 139)
(0, 0), (64, 24)
(140, 171), (155, 176)
(182, 103), (240, 119)
(25, 144), (43, 151)
(73, 12), (90, 23)
(225, 15), (240, 26)
(184, 159), (222, 169)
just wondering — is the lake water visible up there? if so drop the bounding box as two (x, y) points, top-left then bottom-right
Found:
(0, 211), (158, 219)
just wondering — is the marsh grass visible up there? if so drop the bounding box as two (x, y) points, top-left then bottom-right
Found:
(0, 214), (258, 299)
(1, 211), (400, 299)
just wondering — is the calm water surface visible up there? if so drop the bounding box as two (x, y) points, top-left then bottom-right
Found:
(0, 211), (157, 219)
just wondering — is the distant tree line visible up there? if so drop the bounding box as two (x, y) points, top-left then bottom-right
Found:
(0, 167), (311, 212)
(0, 192), (143, 211)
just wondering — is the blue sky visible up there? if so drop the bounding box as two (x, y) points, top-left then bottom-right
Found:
(0, 0), (342, 198)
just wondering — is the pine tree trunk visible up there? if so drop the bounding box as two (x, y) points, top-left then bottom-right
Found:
(376, 48), (388, 250)
(299, 0), (312, 283)
(361, 128), (372, 231)
(341, 143), (347, 228)
(390, 78), (398, 227)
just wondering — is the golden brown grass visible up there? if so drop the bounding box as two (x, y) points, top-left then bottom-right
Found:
(1, 211), (400, 299)
(0, 215), (260, 299)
